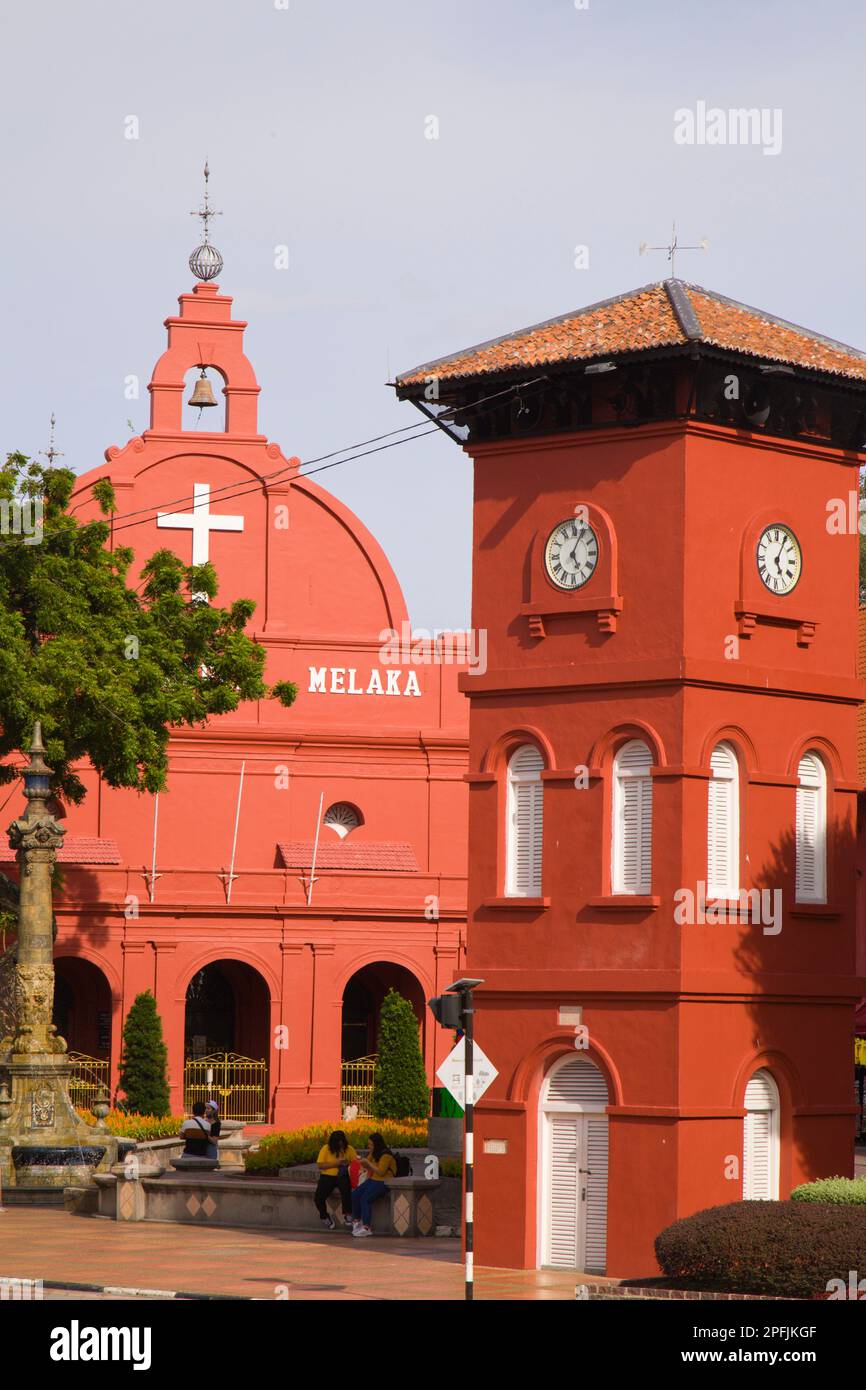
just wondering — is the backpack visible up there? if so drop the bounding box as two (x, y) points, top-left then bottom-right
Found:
(389, 1149), (412, 1178)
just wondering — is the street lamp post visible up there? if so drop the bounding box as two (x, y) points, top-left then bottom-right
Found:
(429, 976), (484, 1302)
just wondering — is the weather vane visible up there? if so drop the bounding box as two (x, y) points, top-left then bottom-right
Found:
(189, 160), (224, 282)
(39, 413), (64, 468)
(640, 221), (708, 279)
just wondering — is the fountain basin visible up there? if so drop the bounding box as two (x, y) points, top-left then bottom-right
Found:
(11, 1144), (107, 1187)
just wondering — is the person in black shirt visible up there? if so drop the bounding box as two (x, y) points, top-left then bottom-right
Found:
(204, 1100), (221, 1160)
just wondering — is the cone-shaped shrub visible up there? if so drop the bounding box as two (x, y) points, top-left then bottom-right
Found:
(118, 990), (170, 1117)
(371, 988), (429, 1120)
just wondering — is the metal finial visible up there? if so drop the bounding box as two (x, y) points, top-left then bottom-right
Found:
(30, 722), (45, 756)
(639, 221), (708, 279)
(189, 160), (224, 281)
(40, 414), (64, 468)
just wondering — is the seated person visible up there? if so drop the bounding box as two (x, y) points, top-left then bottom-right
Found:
(204, 1099), (221, 1160)
(180, 1101), (212, 1157)
(314, 1130), (357, 1230)
(351, 1132), (397, 1236)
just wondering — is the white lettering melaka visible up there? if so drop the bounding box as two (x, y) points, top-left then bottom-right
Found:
(308, 666), (422, 697)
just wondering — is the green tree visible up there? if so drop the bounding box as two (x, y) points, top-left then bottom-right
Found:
(371, 988), (430, 1121)
(0, 453), (297, 803)
(118, 990), (170, 1116)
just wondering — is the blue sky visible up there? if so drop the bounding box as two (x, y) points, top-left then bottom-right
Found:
(2, 0), (864, 628)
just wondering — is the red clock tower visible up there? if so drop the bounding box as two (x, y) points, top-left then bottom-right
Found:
(397, 280), (866, 1276)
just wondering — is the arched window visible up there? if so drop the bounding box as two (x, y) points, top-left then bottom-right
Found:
(324, 802), (362, 839)
(795, 753), (827, 904)
(707, 742), (739, 899)
(612, 739), (653, 894)
(743, 1069), (780, 1200)
(505, 744), (544, 897)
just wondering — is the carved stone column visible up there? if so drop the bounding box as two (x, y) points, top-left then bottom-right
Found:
(0, 725), (119, 1192)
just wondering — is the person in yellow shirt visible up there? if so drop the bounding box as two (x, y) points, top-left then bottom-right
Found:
(351, 1133), (398, 1236)
(314, 1130), (357, 1230)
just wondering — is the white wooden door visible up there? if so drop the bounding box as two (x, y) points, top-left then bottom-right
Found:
(541, 1110), (609, 1272)
(743, 1069), (780, 1199)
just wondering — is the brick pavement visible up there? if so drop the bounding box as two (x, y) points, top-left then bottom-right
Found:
(0, 1209), (585, 1301)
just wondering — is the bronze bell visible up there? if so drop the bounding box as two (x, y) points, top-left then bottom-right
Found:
(188, 367), (218, 409)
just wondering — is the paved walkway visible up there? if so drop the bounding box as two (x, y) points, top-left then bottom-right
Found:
(0, 1209), (582, 1301)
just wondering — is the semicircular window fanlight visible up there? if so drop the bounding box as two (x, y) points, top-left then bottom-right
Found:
(323, 802), (362, 840)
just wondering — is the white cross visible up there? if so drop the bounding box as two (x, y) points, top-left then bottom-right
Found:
(157, 482), (244, 566)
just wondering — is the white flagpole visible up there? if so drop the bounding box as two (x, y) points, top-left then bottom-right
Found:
(147, 792), (160, 903)
(225, 761), (246, 905)
(307, 792), (324, 907)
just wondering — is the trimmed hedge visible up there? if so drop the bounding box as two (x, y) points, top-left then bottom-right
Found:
(791, 1177), (866, 1205)
(655, 1201), (866, 1298)
(244, 1120), (428, 1174)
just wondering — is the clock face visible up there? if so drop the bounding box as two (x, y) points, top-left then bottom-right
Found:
(544, 517), (599, 591)
(756, 524), (802, 595)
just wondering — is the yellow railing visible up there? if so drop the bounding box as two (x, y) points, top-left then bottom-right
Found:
(183, 1052), (268, 1123)
(341, 1055), (377, 1118)
(67, 1052), (110, 1110)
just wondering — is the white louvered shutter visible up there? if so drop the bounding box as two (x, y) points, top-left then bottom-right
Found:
(548, 1117), (580, 1268)
(743, 1070), (779, 1200)
(506, 744), (543, 896)
(543, 1059), (610, 1273)
(547, 1058), (610, 1107)
(584, 1116), (609, 1275)
(796, 753), (826, 904)
(613, 740), (653, 894)
(707, 743), (738, 898)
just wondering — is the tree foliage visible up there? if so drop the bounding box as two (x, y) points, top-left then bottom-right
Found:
(371, 988), (430, 1121)
(0, 453), (297, 802)
(117, 990), (171, 1117)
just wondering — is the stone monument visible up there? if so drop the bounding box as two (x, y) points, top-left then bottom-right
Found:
(0, 725), (119, 1194)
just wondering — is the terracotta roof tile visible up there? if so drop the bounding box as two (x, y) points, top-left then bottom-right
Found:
(396, 280), (866, 387)
(277, 840), (419, 872)
(0, 835), (121, 865)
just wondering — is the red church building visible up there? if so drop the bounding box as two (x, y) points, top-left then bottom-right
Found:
(397, 278), (866, 1276)
(19, 264), (469, 1130)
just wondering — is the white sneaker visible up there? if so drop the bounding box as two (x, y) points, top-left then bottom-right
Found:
(353, 1225), (371, 1237)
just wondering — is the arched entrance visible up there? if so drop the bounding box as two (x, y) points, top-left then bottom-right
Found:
(53, 957), (113, 1110)
(538, 1055), (610, 1273)
(184, 960), (270, 1121)
(340, 961), (425, 1115)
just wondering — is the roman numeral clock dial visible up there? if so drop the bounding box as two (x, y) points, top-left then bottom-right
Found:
(544, 518), (599, 591)
(756, 524), (802, 595)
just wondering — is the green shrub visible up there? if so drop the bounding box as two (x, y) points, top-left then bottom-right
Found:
(791, 1177), (866, 1205)
(371, 988), (429, 1121)
(244, 1120), (427, 1175)
(439, 1157), (462, 1179)
(117, 991), (170, 1117)
(655, 1201), (866, 1298)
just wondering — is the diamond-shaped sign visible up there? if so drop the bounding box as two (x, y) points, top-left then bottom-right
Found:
(436, 1038), (498, 1109)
